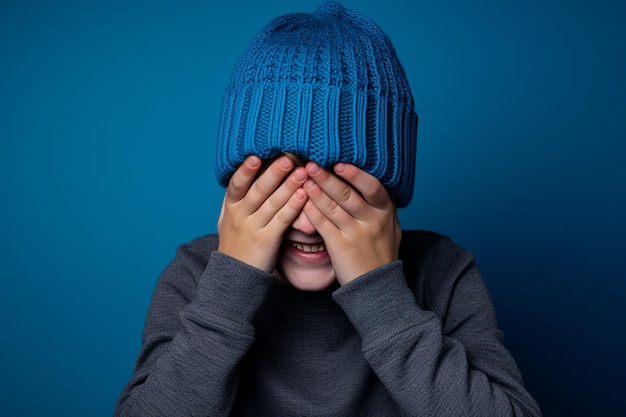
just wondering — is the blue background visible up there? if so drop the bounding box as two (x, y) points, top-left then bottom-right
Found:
(1, 0), (624, 416)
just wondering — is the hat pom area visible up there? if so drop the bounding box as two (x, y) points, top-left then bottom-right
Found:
(315, 1), (345, 16)
(215, 2), (418, 207)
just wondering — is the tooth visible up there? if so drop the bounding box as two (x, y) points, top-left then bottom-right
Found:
(289, 241), (326, 253)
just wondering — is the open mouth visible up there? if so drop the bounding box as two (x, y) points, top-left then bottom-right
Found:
(289, 241), (326, 253)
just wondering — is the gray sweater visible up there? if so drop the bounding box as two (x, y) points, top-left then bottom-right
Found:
(114, 230), (542, 416)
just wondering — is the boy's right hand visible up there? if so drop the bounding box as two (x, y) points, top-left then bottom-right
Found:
(217, 155), (308, 273)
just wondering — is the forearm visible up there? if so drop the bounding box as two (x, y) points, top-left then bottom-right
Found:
(333, 262), (542, 417)
(114, 251), (274, 417)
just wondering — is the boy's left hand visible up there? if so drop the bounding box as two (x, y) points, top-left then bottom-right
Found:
(302, 162), (401, 285)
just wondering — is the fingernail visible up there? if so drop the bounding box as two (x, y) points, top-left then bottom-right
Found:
(334, 163), (346, 174)
(295, 189), (306, 200)
(293, 168), (307, 181)
(279, 157), (292, 169)
(304, 179), (316, 190)
(307, 163), (321, 175)
(248, 156), (261, 168)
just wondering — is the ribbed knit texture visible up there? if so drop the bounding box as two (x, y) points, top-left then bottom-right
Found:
(215, 2), (418, 207)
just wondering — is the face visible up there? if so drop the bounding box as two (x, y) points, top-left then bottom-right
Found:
(259, 152), (337, 291)
(275, 209), (337, 292)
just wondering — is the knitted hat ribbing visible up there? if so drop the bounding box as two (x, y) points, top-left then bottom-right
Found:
(215, 2), (418, 207)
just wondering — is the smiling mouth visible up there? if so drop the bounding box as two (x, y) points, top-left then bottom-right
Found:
(289, 241), (326, 253)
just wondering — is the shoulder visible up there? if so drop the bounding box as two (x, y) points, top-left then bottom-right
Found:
(179, 233), (219, 259)
(399, 230), (474, 270)
(156, 234), (219, 284)
(399, 230), (478, 311)
(399, 230), (450, 254)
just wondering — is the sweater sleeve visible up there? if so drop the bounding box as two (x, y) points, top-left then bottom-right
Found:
(114, 244), (274, 417)
(332, 238), (542, 417)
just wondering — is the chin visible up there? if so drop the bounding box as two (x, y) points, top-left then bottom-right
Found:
(278, 264), (337, 292)
(288, 276), (337, 292)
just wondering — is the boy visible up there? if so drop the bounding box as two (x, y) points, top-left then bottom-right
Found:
(115, 3), (542, 416)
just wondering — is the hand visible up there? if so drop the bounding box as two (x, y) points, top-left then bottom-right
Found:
(217, 155), (308, 273)
(302, 162), (401, 285)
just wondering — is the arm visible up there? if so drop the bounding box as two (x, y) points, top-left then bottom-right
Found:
(115, 155), (309, 416)
(332, 244), (542, 416)
(303, 163), (541, 416)
(113, 247), (275, 417)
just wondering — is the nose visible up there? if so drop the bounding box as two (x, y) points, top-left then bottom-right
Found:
(291, 210), (317, 235)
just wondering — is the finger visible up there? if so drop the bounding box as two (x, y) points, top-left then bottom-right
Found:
(302, 199), (340, 240)
(257, 167), (308, 225)
(333, 163), (391, 209)
(267, 187), (309, 231)
(303, 178), (355, 231)
(226, 155), (263, 203)
(304, 162), (368, 218)
(236, 155), (295, 212)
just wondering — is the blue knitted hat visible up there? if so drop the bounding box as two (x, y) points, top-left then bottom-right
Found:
(215, 2), (418, 207)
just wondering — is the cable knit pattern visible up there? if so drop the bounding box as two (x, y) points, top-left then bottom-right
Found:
(215, 2), (418, 207)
